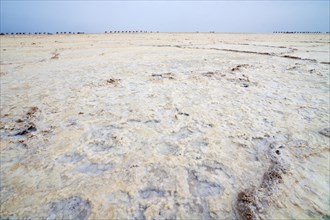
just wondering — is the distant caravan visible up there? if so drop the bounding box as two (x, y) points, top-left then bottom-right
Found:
(273, 31), (323, 34)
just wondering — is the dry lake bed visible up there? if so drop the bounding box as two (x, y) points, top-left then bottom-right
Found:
(0, 33), (329, 219)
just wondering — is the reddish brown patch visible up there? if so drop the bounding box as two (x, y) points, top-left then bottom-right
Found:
(27, 106), (39, 116)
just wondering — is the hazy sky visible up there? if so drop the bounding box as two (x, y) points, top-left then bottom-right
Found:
(1, 1), (329, 33)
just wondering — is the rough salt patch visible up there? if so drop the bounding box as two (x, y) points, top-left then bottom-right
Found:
(75, 162), (113, 176)
(132, 189), (176, 220)
(57, 152), (84, 163)
(201, 160), (236, 185)
(183, 141), (209, 160)
(0, 142), (28, 164)
(171, 126), (194, 140)
(190, 140), (209, 154)
(108, 191), (131, 204)
(0, 215), (19, 220)
(188, 170), (224, 197)
(139, 188), (167, 199)
(157, 143), (180, 156)
(46, 196), (91, 220)
(82, 126), (123, 154)
(288, 139), (309, 148)
(0, 185), (14, 209)
(131, 204), (148, 220)
(146, 164), (169, 182)
(319, 128), (330, 137)
(194, 181), (223, 197)
(0, 107), (40, 139)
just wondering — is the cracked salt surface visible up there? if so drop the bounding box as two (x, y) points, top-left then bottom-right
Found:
(0, 33), (329, 219)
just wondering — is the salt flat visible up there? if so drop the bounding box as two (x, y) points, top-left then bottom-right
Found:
(0, 33), (329, 219)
